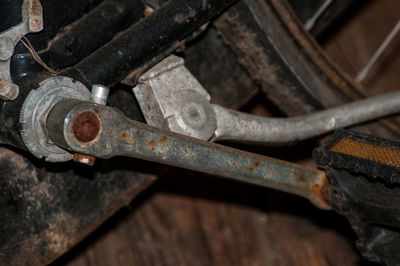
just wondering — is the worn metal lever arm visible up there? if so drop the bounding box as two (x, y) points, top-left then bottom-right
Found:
(47, 101), (331, 210)
(213, 90), (400, 143)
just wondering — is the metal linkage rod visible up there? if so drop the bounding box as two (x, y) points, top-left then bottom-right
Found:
(213, 90), (400, 143)
(46, 101), (331, 210)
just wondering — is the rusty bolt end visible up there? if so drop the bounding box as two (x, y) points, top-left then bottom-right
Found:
(320, 179), (332, 206)
(72, 111), (101, 143)
(73, 153), (96, 166)
(144, 5), (155, 17)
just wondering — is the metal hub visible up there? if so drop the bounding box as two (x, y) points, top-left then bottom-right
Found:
(20, 76), (90, 162)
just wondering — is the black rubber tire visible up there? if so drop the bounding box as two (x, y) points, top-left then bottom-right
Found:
(213, 0), (400, 138)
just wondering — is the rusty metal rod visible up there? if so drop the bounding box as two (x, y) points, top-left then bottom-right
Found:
(46, 101), (331, 210)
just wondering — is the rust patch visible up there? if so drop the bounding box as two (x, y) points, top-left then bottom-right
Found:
(293, 170), (307, 183)
(143, 6), (154, 17)
(147, 140), (156, 151)
(145, 136), (170, 152)
(320, 180), (332, 206)
(311, 172), (332, 209)
(28, 0), (41, 16)
(27, 0), (44, 31)
(247, 161), (260, 172)
(159, 135), (168, 144)
(72, 111), (101, 143)
(121, 131), (136, 144)
(73, 153), (95, 166)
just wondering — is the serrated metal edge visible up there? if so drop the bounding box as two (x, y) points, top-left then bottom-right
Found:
(20, 89), (43, 158)
(19, 76), (90, 161)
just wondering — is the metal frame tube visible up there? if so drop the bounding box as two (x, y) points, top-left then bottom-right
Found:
(61, 0), (238, 87)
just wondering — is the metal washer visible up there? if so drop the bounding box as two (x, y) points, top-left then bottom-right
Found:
(20, 76), (91, 162)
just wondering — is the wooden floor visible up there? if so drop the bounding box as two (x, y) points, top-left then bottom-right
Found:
(55, 170), (360, 266)
(53, 1), (400, 265)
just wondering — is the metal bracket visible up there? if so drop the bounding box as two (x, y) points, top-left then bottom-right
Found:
(0, 0), (43, 100)
(133, 55), (217, 140)
(134, 55), (400, 144)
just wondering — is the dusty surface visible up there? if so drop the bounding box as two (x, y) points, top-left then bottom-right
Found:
(52, 0), (400, 265)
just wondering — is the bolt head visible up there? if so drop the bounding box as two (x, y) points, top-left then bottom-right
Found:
(91, 84), (110, 105)
(181, 102), (207, 129)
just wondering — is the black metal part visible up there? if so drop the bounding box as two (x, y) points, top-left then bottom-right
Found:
(315, 131), (400, 264)
(326, 168), (400, 265)
(11, 0), (144, 82)
(0, 0), (23, 32)
(0, 0), (237, 149)
(60, 0), (238, 87)
(314, 130), (400, 183)
(184, 27), (258, 109)
(14, 0), (103, 51)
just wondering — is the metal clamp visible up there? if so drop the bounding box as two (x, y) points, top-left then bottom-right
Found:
(0, 0), (43, 100)
(133, 55), (217, 140)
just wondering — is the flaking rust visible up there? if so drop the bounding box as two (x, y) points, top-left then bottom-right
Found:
(72, 111), (101, 143)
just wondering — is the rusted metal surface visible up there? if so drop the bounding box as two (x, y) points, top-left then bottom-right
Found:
(72, 111), (101, 143)
(48, 102), (331, 209)
(26, 0), (44, 32)
(73, 153), (96, 166)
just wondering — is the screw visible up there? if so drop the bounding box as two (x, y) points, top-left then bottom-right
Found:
(73, 153), (96, 166)
(91, 84), (109, 105)
(181, 102), (207, 129)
